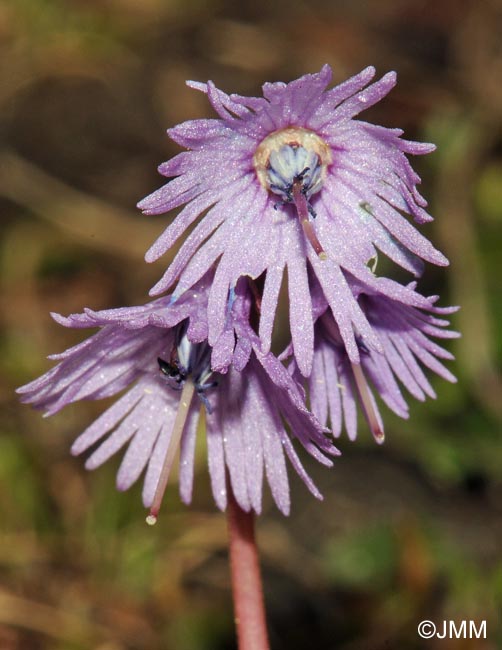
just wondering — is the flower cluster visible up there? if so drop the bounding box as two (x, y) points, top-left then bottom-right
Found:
(18, 65), (457, 520)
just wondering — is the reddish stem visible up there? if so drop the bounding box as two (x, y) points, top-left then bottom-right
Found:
(227, 485), (270, 650)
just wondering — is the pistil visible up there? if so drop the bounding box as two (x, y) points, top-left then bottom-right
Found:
(146, 379), (196, 525)
(350, 362), (385, 443)
(291, 178), (327, 260)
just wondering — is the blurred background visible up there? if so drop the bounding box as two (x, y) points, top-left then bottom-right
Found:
(1, 0), (501, 648)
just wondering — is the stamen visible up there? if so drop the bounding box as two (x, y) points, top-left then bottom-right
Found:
(146, 379), (196, 524)
(350, 362), (385, 444)
(291, 179), (327, 260)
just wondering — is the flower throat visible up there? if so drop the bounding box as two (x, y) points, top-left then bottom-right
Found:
(253, 127), (332, 260)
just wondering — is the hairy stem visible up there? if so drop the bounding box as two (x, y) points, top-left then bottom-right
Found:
(227, 483), (270, 650)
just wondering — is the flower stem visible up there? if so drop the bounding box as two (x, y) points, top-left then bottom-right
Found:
(227, 483), (270, 650)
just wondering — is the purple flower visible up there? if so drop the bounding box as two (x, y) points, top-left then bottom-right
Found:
(17, 277), (338, 518)
(287, 279), (459, 443)
(138, 65), (448, 377)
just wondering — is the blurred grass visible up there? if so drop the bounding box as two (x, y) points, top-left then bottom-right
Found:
(1, 0), (501, 648)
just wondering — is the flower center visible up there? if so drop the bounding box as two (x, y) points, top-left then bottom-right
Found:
(158, 324), (217, 411)
(253, 127), (331, 197)
(253, 128), (331, 259)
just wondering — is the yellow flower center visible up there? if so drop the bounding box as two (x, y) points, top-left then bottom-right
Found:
(253, 127), (332, 195)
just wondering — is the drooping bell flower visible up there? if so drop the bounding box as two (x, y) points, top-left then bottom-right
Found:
(17, 276), (338, 520)
(138, 65), (448, 377)
(286, 279), (459, 443)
